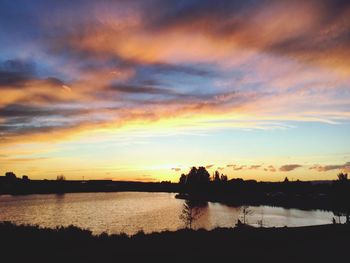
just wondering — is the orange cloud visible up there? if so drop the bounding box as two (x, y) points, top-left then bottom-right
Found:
(310, 162), (350, 172)
(50, 0), (350, 73)
(280, 164), (302, 172)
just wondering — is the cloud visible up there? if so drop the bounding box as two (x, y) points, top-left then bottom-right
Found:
(217, 167), (225, 170)
(0, 59), (36, 87)
(171, 167), (181, 172)
(19, 0), (348, 74)
(0, 103), (86, 118)
(0, 157), (49, 162)
(279, 164), (302, 172)
(309, 162), (350, 172)
(0, 0), (350, 147)
(108, 84), (174, 95)
(226, 164), (247, 171)
(142, 0), (350, 73)
(249, 165), (262, 170)
(205, 164), (214, 169)
(264, 165), (277, 172)
(267, 165), (276, 172)
(0, 103), (94, 140)
(227, 163), (277, 172)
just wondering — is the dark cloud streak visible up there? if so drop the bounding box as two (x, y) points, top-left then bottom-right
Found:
(0, 59), (36, 87)
(310, 162), (350, 172)
(279, 164), (302, 172)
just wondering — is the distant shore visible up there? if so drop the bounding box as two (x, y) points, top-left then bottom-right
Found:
(0, 179), (180, 195)
(1, 221), (349, 263)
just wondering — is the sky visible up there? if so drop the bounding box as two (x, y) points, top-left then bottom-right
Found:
(1, 0), (350, 182)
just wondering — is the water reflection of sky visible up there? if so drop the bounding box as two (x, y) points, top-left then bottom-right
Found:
(0, 192), (336, 235)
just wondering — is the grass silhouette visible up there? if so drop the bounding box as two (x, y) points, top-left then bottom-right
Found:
(1, 221), (349, 263)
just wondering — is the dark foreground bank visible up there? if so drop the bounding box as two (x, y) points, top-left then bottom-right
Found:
(1, 222), (349, 263)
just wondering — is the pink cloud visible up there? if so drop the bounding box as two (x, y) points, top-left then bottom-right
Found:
(279, 164), (302, 172)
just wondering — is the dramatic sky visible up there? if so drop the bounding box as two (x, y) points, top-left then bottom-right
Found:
(1, 0), (350, 181)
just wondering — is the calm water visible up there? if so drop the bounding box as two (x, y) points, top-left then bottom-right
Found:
(0, 192), (335, 235)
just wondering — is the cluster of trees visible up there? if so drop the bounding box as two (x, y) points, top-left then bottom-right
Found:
(56, 175), (66, 181)
(337, 172), (348, 182)
(177, 168), (350, 226)
(1, 172), (29, 181)
(179, 166), (227, 185)
(213, 170), (228, 182)
(178, 166), (229, 229)
(2, 171), (66, 181)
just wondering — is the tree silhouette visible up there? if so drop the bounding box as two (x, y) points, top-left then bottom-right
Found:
(186, 167), (198, 185)
(220, 174), (228, 182)
(213, 170), (220, 182)
(180, 166), (211, 185)
(337, 172), (348, 182)
(179, 199), (203, 229)
(241, 205), (253, 225)
(335, 172), (349, 224)
(5, 172), (16, 179)
(197, 166), (210, 183)
(56, 175), (66, 181)
(213, 170), (228, 182)
(179, 174), (187, 184)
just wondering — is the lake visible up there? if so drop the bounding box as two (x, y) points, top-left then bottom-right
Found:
(0, 192), (335, 235)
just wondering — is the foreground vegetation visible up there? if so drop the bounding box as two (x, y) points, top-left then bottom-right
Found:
(1, 222), (349, 263)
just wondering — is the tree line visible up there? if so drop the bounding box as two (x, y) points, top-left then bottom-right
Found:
(179, 166), (227, 185)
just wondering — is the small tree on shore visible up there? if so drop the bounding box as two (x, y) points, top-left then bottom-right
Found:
(335, 172), (349, 224)
(179, 200), (203, 229)
(241, 205), (253, 225)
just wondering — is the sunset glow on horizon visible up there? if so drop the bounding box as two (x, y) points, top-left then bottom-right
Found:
(1, 0), (350, 182)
